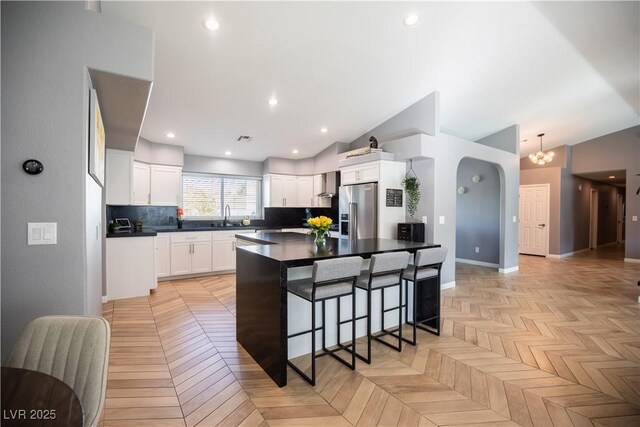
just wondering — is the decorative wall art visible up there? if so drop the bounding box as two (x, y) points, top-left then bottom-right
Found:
(89, 88), (106, 187)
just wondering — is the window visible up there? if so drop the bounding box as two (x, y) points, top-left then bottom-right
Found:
(182, 173), (262, 219)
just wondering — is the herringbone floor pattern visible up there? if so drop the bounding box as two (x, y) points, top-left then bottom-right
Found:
(100, 244), (640, 426)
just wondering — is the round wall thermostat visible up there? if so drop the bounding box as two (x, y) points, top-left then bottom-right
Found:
(23, 159), (44, 175)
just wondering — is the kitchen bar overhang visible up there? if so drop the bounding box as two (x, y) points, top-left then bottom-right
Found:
(235, 231), (440, 387)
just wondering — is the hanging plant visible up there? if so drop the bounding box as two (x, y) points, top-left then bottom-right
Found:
(402, 160), (421, 218)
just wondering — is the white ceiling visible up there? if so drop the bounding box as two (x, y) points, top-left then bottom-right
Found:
(102, 1), (639, 162)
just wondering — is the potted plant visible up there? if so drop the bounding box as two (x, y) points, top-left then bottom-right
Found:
(402, 175), (421, 219)
(176, 207), (184, 229)
(307, 215), (332, 245)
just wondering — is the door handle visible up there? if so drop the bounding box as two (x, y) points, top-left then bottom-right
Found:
(538, 224), (546, 227)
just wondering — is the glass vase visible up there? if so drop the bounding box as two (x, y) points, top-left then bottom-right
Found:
(314, 230), (327, 245)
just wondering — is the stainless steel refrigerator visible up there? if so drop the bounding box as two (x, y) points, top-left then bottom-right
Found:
(339, 183), (378, 242)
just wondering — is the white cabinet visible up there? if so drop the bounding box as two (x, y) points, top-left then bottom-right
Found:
(106, 149), (133, 205)
(212, 230), (255, 271)
(132, 162), (150, 205)
(106, 236), (156, 301)
(155, 234), (171, 278)
(313, 174), (331, 207)
(150, 165), (181, 206)
(170, 232), (212, 276)
(341, 162), (380, 185)
(297, 176), (314, 207)
(264, 174), (298, 207)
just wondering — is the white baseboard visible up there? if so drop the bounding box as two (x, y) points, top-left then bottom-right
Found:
(547, 248), (589, 259)
(499, 266), (519, 274)
(624, 258), (640, 264)
(456, 258), (499, 268)
(441, 281), (455, 289)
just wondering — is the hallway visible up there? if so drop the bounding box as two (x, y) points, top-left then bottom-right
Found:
(100, 245), (639, 426)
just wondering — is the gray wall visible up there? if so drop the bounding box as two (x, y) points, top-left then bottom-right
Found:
(135, 138), (184, 167)
(521, 166), (623, 256)
(263, 157), (297, 175)
(184, 154), (263, 177)
(314, 142), (350, 173)
(476, 125), (520, 155)
(570, 125), (639, 260)
(1, 1), (153, 360)
(351, 92), (439, 149)
(456, 158), (500, 264)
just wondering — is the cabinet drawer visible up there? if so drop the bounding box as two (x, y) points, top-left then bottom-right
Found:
(170, 232), (212, 243)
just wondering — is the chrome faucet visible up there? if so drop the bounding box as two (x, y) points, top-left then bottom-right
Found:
(223, 204), (231, 226)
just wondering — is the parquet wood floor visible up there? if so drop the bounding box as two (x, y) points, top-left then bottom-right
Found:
(100, 244), (640, 426)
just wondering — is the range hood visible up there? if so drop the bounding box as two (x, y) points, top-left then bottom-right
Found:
(317, 171), (339, 198)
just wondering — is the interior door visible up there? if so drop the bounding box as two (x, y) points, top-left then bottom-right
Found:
(519, 185), (549, 256)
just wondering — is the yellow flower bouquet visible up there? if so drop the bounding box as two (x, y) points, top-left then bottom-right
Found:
(307, 215), (332, 244)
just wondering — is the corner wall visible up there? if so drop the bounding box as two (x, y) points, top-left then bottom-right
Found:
(1, 1), (153, 361)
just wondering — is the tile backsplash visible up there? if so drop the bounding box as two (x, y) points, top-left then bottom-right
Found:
(107, 197), (338, 229)
(107, 205), (178, 226)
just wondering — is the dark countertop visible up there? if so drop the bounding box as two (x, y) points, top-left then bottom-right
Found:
(106, 228), (157, 238)
(236, 231), (438, 263)
(106, 224), (320, 237)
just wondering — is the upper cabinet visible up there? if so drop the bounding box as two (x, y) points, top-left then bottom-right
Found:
(340, 162), (380, 185)
(264, 174), (299, 207)
(297, 176), (314, 208)
(106, 152), (181, 206)
(132, 162), (150, 205)
(150, 165), (182, 206)
(106, 149), (133, 205)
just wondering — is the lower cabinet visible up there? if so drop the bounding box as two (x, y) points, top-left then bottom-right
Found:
(170, 232), (212, 276)
(106, 236), (156, 301)
(212, 230), (256, 272)
(156, 234), (171, 278)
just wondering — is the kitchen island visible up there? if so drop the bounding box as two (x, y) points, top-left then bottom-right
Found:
(235, 231), (439, 387)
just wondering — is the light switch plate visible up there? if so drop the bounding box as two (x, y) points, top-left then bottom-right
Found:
(633, 216), (638, 222)
(439, 216), (445, 225)
(28, 223), (57, 245)
(513, 216), (517, 223)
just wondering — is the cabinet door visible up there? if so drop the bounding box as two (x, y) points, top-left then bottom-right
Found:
(170, 242), (192, 276)
(269, 175), (285, 207)
(132, 162), (150, 205)
(341, 167), (358, 185)
(283, 176), (298, 207)
(150, 165), (182, 206)
(297, 176), (314, 207)
(212, 240), (235, 271)
(357, 163), (380, 183)
(156, 234), (171, 278)
(191, 241), (213, 273)
(105, 149), (132, 205)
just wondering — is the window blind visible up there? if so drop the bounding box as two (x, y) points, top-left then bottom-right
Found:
(182, 173), (261, 219)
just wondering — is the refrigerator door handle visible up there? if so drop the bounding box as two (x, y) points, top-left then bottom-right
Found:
(349, 202), (357, 244)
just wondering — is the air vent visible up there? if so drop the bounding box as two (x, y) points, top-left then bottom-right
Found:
(237, 135), (253, 142)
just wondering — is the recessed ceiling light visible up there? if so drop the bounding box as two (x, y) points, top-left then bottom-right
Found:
(268, 98), (278, 106)
(166, 132), (176, 138)
(292, 149), (299, 154)
(203, 18), (220, 31)
(403, 14), (419, 27)
(609, 175), (615, 179)
(225, 151), (231, 156)
(320, 127), (328, 134)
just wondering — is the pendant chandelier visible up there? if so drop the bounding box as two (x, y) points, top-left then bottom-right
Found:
(529, 133), (554, 165)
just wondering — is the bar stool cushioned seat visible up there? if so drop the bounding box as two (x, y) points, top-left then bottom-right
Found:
(403, 247), (448, 343)
(5, 316), (111, 427)
(355, 251), (410, 363)
(287, 256), (363, 386)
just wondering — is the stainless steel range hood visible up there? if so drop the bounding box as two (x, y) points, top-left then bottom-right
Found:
(317, 171), (339, 198)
